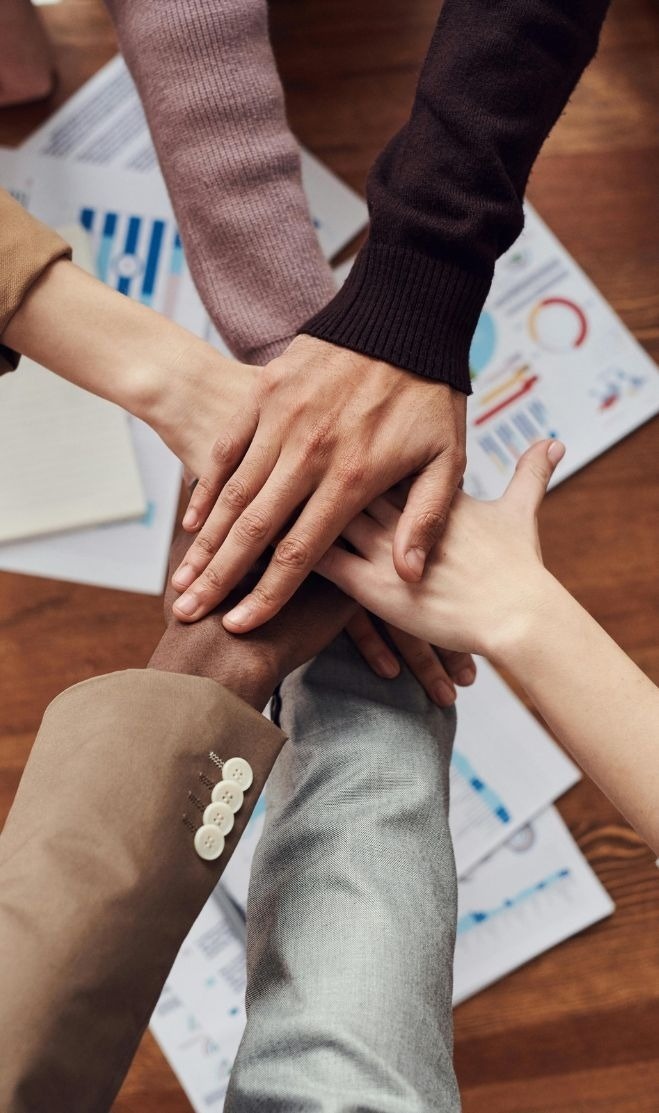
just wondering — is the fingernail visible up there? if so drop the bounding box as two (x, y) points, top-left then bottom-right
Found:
(376, 654), (400, 679)
(456, 667), (476, 686)
(182, 508), (198, 529)
(224, 601), (254, 629)
(174, 592), (198, 616)
(547, 440), (565, 464)
(172, 563), (195, 589)
(433, 680), (456, 706)
(405, 547), (426, 578)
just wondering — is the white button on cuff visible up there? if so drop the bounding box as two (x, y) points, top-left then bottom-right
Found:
(211, 779), (244, 812)
(222, 757), (253, 791)
(202, 800), (235, 835)
(194, 824), (225, 861)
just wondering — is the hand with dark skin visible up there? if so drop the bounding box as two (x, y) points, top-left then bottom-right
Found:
(171, 334), (467, 631)
(149, 523), (359, 708)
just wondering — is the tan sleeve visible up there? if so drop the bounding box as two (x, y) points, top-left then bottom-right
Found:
(0, 188), (72, 374)
(0, 668), (285, 1113)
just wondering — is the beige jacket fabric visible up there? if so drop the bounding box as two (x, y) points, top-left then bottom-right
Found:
(0, 187), (71, 374)
(0, 668), (285, 1113)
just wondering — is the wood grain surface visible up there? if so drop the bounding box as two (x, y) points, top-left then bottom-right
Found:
(0, 2), (657, 1110)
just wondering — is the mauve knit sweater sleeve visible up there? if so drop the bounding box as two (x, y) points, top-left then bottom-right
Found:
(105, 0), (337, 366)
(303, 0), (610, 392)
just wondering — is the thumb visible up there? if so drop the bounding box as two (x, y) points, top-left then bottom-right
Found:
(392, 454), (462, 582)
(503, 440), (565, 517)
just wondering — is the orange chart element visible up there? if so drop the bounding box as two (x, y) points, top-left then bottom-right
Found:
(528, 297), (588, 352)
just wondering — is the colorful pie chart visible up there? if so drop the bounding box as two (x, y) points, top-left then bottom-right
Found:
(528, 297), (588, 352)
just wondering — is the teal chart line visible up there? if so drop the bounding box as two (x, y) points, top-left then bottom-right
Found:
(451, 750), (511, 824)
(457, 867), (571, 937)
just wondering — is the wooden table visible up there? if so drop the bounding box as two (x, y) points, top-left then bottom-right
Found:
(1, 1), (657, 1110)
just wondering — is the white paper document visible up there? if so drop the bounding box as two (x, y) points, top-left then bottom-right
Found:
(0, 359), (145, 542)
(0, 417), (180, 593)
(0, 222), (145, 543)
(21, 54), (368, 260)
(450, 658), (579, 875)
(452, 805), (614, 1004)
(464, 204), (659, 498)
(150, 893), (249, 1111)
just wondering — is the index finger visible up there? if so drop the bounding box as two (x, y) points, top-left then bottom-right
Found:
(222, 485), (366, 632)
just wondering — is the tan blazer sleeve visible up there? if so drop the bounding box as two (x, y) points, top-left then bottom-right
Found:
(0, 188), (72, 374)
(0, 668), (286, 1113)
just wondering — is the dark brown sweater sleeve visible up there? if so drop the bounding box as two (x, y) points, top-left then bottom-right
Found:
(301, 0), (610, 393)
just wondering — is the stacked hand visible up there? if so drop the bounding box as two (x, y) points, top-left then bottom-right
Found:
(154, 334), (475, 705)
(316, 439), (566, 658)
(170, 335), (467, 629)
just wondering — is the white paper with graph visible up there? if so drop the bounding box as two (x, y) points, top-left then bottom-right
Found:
(453, 805), (613, 1004)
(464, 203), (659, 499)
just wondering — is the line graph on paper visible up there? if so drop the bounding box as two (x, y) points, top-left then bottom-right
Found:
(457, 867), (572, 940)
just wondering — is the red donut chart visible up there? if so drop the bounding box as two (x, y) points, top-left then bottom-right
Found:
(529, 296), (588, 352)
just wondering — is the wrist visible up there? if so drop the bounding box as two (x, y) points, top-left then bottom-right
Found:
(484, 568), (560, 670)
(147, 625), (277, 711)
(137, 334), (257, 477)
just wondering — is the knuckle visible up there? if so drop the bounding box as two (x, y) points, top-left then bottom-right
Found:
(193, 534), (217, 559)
(193, 475), (215, 500)
(527, 461), (548, 484)
(409, 647), (435, 674)
(415, 508), (448, 537)
(301, 422), (333, 460)
(274, 536), (312, 570)
(210, 433), (237, 467)
(251, 583), (277, 609)
(234, 509), (271, 545)
(336, 460), (366, 488)
(200, 564), (224, 594)
(221, 478), (250, 512)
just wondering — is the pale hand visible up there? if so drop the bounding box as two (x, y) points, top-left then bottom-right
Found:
(316, 440), (566, 659)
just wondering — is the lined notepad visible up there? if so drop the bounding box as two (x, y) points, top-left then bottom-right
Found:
(0, 225), (145, 543)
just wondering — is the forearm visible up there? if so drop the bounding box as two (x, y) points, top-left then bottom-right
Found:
(494, 573), (659, 852)
(303, 0), (609, 389)
(2, 257), (254, 476)
(106, 0), (336, 364)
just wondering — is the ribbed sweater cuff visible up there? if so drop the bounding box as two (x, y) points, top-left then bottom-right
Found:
(299, 240), (493, 394)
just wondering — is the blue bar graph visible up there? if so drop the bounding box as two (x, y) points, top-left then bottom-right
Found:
(451, 750), (511, 825)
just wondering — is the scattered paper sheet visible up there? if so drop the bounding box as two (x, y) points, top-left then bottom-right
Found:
(150, 892), (248, 1111)
(0, 223), (145, 543)
(464, 204), (659, 498)
(452, 805), (614, 1004)
(0, 359), (145, 542)
(21, 54), (368, 259)
(449, 658), (579, 875)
